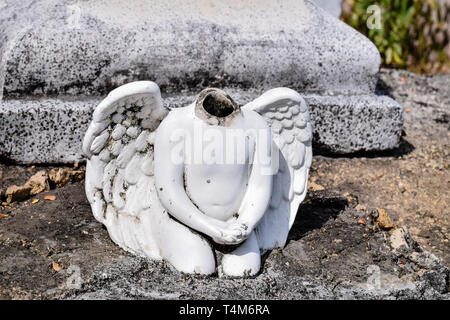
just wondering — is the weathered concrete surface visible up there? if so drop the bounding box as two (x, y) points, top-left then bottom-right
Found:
(0, 0), (404, 162)
(308, 94), (403, 154)
(0, 98), (97, 163)
(0, 180), (448, 300)
(0, 91), (402, 163)
(0, 0), (379, 98)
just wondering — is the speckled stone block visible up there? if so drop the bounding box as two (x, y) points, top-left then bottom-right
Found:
(0, 99), (99, 163)
(0, 0), (380, 99)
(0, 93), (403, 163)
(0, 0), (404, 162)
(305, 94), (404, 153)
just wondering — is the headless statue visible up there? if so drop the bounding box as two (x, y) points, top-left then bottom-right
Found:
(83, 82), (312, 277)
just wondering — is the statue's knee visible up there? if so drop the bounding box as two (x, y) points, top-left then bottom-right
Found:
(162, 232), (216, 275)
(171, 246), (216, 275)
(221, 233), (261, 277)
(221, 252), (261, 277)
(156, 220), (216, 274)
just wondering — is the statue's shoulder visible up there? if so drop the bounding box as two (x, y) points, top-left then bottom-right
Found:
(241, 108), (270, 130)
(160, 104), (194, 129)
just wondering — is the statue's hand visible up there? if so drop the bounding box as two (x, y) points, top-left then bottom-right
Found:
(210, 220), (249, 245)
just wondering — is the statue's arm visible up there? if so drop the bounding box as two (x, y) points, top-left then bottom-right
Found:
(154, 112), (228, 240)
(235, 113), (273, 234)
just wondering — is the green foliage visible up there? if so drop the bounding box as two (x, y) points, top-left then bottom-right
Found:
(342, 0), (450, 74)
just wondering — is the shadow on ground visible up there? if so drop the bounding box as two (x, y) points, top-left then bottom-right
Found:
(289, 193), (348, 241)
(313, 136), (415, 159)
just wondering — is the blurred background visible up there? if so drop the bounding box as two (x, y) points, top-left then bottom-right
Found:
(340, 0), (450, 74)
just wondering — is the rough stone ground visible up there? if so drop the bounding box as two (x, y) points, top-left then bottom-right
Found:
(0, 69), (448, 299)
(312, 68), (450, 267)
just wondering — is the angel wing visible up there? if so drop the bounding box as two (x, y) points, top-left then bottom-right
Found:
(83, 81), (169, 259)
(243, 88), (313, 250)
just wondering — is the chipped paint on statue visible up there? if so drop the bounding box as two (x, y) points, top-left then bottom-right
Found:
(83, 81), (312, 277)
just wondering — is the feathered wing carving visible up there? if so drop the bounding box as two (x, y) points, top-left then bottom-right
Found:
(243, 88), (313, 250)
(83, 81), (169, 259)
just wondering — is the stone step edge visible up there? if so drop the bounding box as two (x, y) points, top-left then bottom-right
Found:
(0, 94), (403, 164)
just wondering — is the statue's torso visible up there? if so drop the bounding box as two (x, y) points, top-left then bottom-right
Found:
(181, 105), (256, 221)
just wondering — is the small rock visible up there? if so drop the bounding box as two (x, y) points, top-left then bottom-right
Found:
(398, 182), (406, 193)
(52, 262), (64, 272)
(25, 170), (50, 196)
(376, 208), (396, 230)
(44, 195), (56, 201)
(49, 168), (69, 187)
(309, 182), (325, 191)
(49, 168), (85, 188)
(71, 170), (85, 181)
(6, 185), (31, 203)
(5, 171), (52, 203)
(390, 228), (410, 250)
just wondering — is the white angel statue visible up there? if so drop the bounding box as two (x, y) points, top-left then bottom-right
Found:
(83, 81), (312, 277)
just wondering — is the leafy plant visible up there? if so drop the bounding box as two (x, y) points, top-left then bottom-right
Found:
(341, 0), (450, 74)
